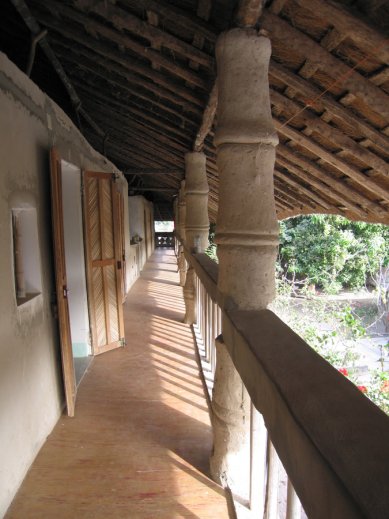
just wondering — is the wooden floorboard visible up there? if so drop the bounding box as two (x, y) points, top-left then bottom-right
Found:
(6, 249), (229, 519)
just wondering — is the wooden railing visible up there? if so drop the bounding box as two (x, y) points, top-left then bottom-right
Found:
(183, 248), (389, 519)
(155, 232), (174, 248)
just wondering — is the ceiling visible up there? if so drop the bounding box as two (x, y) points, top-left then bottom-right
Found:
(1, 0), (388, 223)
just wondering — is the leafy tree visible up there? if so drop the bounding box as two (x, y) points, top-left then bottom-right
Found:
(278, 215), (389, 294)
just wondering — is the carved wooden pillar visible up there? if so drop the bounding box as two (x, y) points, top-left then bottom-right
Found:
(210, 28), (279, 502)
(177, 180), (187, 286)
(183, 151), (209, 324)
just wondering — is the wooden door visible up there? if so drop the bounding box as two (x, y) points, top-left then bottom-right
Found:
(83, 171), (125, 355)
(50, 149), (76, 417)
(115, 190), (127, 302)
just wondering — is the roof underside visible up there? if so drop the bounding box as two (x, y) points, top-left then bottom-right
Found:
(1, 0), (388, 223)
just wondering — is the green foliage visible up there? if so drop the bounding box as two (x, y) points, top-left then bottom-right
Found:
(271, 294), (388, 414)
(279, 215), (389, 293)
(206, 222), (218, 262)
(367, 370), (389, 414)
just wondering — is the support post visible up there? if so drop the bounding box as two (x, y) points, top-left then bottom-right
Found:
(183, 152), (209, 324)
(210, 28), (279, 504)
(177, 180), (187, 286)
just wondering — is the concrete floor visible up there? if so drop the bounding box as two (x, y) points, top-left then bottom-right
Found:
(6, 249), (229, 519)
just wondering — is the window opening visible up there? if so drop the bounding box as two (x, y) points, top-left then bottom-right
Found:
(12, 207), (42, 305)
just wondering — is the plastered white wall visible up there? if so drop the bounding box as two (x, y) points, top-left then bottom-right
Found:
(0, 52), (131, 517)
(128, 196), (155, 272)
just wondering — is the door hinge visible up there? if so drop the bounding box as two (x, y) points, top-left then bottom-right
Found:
(120, 337), (126, 347)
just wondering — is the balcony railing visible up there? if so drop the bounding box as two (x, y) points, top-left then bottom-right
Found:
(182, 246), (389, 519)
(155, 232), (175, 248)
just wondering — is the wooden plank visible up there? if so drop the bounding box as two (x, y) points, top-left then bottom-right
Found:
(274, 169), (330, 209)
(269, 61), (389, 155)
(276, 154), (365, 218)
(118, 0), (218, 42)
(274, 180), (317, 210)
(274, 119), (389, 203)
(49, 148), (76, 417)
(98, 179), (111, 345)
(261, 12), (389, 120)
(293, 0), (389, 65)
(5, 249), (229, 519)
(276, 145), (385, 217)
(83, 171), (125, 355)
(39, 1), (210, 90)
(270, 89), (389, 176)
(72, 79), (198, 141)
(79, 1), (214, 69)
(112, 181), (126, 337)
(48, 32), (203, 110)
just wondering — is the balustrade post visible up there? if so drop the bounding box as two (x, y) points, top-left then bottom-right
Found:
(210, 28), (279, 504)
(183, 152), (209, 324)
(177, 180), (187, 286)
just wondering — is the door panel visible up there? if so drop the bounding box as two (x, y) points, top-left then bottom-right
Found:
(50, 148), (76, 417)
(84, 171), (125, 355)
(115, 190), (127, 302)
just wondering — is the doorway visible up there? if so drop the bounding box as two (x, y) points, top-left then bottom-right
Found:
(61, 160), (92, 385)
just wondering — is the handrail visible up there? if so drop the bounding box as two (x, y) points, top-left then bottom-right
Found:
(182, 243), (389, 519)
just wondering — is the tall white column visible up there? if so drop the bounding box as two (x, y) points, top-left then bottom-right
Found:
(177, 180), (187, 286)
(210, 28), (279, 503)
(183, 151), (209, 324)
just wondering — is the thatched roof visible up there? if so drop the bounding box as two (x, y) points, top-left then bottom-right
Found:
(1, 0), (388, 223)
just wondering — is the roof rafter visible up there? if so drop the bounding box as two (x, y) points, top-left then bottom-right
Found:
(269, 61), (389, 156)
(261, 11), (389, 120)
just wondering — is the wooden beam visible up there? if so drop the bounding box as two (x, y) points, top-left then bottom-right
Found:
(276, 144), (385, 217)
(38, 1), (209, 90)
(269, 61), (389, 156)
(188, 0), (212, 74)
(194, 82), (218, 151)
(84, 100), (190, 155)
(72, 78), (197, 139)
(370, 67), (389, 86)
(274, 119), (389, 203)
(76, 1), (215, 70)
(118, 0), (217, 43)
(234, 0), (265, 27)
(45, 23), (204, 109)
(276, 154), (366, 218)
(261, 12), (389, 120)
(293, 0), (389, 65)
(57, 51), (200, 128)
(274, 180), (317, 210)
(274, 169), (330, 210)
(80, 89), (191, 146)
(94, 120), (186, 166)
(270, 89), (389, 177)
